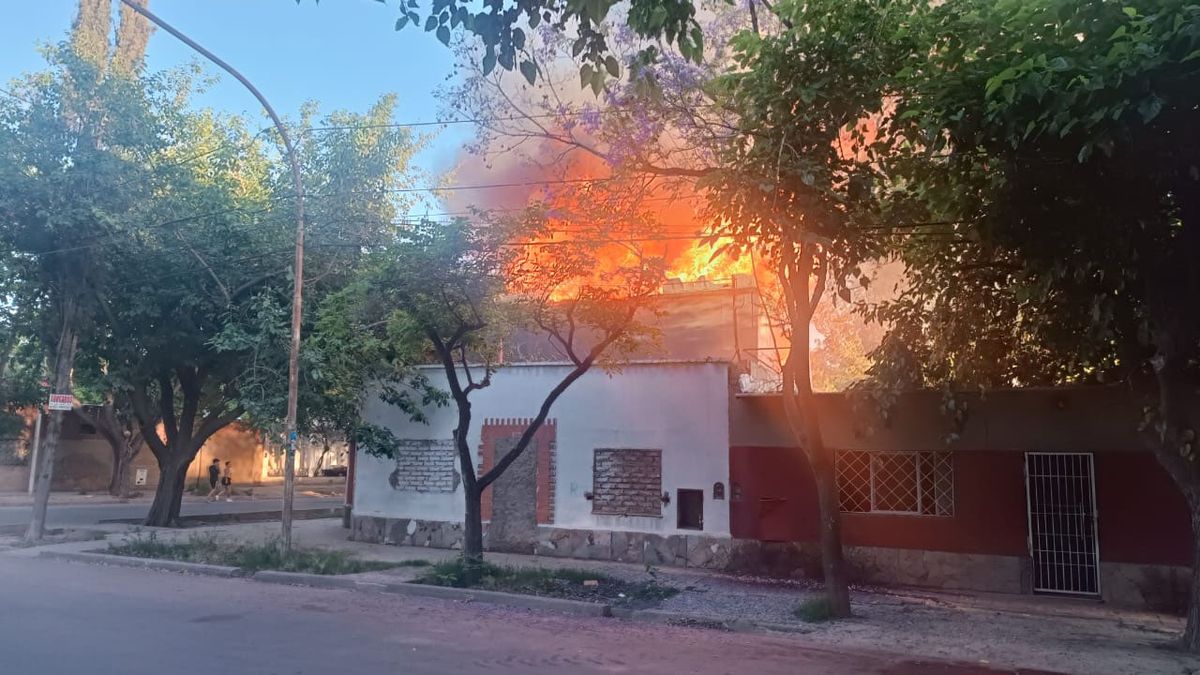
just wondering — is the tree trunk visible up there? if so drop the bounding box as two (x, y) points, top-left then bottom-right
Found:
(776, 242), (852, 617)
(108, 446), (130, 498)
(26, 296), (79, 542)
(145, 454), (189, 527)
(463, 485), (484, 563)
(1185, 507), (1200, 651)
(1148, 348), (1200, 650)
(811, 450), (852, 615)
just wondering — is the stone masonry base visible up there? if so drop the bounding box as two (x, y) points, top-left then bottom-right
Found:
(350, 515), (733, 569)
(349, 515), (1187, 610)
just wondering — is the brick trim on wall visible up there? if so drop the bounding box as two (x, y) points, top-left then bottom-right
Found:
(478, 418), (557, 524)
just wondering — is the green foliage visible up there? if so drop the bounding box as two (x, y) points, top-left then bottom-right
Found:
(862, 0), (1200, 394)
(327, 0), (701, 90)
(201, 96), (431, 449)
(0, 34), (435, 523)
(415, 558), (678, 606)
(108, 531), (397, 575)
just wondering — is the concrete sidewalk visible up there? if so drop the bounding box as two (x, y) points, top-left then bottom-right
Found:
(14, 518), (1197, 675)
(103, 518), (1192, 675)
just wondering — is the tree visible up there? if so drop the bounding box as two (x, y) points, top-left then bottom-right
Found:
(361, 214), (662, 563)
(366, 0), (703, 89)
(863, 0), (1200, 648)
(663, 0), (925, 616)
(0, 0), (156, 539)
(101, 95), (424, 527)
(0, 25), (161, 537)
(73, 397), (152, 499)
(208, 96), (426, 467)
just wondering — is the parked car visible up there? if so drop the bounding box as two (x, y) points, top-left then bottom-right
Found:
(321, 465), (348, 477)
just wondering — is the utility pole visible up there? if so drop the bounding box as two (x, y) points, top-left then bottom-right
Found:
(119, 1), (305, 550)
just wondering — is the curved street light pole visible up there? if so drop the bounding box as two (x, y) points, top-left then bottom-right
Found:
(119, 1), (305, 550)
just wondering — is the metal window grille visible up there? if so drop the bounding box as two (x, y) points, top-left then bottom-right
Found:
(837, 450), (954, 516)
(1025, 452), (1101, 596)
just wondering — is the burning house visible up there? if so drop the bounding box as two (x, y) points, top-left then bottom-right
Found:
(350, 275), (1191, 612)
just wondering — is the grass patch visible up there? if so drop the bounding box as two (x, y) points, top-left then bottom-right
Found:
(413, 559), (677, 608)
(395, 559), (432, 567)
(792, 597), (835, 623)
(108, 532), (396, 575)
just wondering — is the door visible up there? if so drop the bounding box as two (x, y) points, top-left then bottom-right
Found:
(1024, 452), (1101, 595)
(677, 489), (704, 530)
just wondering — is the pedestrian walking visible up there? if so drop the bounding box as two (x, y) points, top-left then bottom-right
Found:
(220, 461), (234, 502)
(206, 458), (221, 501)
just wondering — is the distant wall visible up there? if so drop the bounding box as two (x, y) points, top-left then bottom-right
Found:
(0, 465), (30, 492)
(32, 412), (265, 494)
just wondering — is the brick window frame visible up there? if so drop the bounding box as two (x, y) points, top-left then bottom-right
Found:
(591, 448), (663, 517)
(836, 450), (954, 516)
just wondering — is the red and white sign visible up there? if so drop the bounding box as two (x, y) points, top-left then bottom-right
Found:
(48, 394), (74, 411)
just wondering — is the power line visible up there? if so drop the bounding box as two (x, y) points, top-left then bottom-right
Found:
(105, 248), (294, 294)
(22, 205), (280, 259)
(303, 104), (715, 133)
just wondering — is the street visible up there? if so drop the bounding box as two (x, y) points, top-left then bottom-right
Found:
(0, 555), (1018, 675)
(0, 496), (342, 528)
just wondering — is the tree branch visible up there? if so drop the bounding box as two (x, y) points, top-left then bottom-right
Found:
(478, 305), (636, 491)
(156, 371), (177, 447)
(175, 232), (231, 305)
(194, 404), (244, 450)
(130, 380), (168, 457)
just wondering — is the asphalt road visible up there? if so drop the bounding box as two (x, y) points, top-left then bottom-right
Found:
(0, 496), (341, 527)
(0, 555), (1017, 675)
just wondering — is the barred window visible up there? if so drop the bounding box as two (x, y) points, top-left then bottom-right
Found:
(836, 450), (954, 516)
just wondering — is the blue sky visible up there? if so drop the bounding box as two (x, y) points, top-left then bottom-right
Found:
(0, 0), (469, 177)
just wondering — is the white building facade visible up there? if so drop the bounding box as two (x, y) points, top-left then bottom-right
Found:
(350, 361), (736, 567)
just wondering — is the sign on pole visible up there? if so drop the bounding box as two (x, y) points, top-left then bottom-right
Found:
(47, 394), (73, 411)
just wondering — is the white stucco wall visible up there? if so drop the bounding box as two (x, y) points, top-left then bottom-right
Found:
(355, 361), (732, 536)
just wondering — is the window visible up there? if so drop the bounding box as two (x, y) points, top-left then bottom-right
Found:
(836, 450), (953, 516)
(592, 448), (662, 517)
(677, 489), (704, 530)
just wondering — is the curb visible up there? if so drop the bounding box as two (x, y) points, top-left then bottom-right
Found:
(251, 570), (362, 591)
(38, 550), (243, 578)
(98, 506), (342, 526)
(378, 581), (612, 617)
(250, 569), (609, 617)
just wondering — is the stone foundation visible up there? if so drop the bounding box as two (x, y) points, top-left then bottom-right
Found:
(349, 515), (1185, 610)
(352, 515), (467, 550)
(351, 515), (733, 569)
(352, 515), (1018, 583)
(1102, 562), (1190, 612)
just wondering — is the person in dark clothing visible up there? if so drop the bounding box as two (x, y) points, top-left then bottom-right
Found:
(206, 458), (222, 501)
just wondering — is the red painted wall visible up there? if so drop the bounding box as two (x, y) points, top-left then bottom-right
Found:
(1094, 453), (1192, 566)
(730, 446), (1192, 565)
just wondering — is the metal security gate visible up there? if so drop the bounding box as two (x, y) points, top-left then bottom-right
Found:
(1024, 453), (1101, 596)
